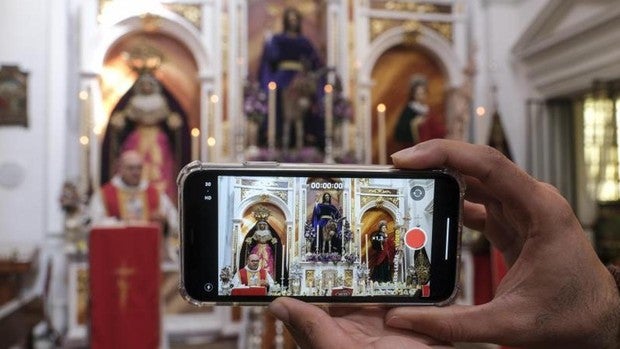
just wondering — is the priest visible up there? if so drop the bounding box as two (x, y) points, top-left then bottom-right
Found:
(89, 150), (178, 235)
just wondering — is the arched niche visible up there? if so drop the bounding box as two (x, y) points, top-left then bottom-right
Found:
(356, 25), (464, 163)
(80, 9), (215, 191)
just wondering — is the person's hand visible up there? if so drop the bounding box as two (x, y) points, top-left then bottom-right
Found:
(268, 297), (453, 349)
(387, 139), (620, 348)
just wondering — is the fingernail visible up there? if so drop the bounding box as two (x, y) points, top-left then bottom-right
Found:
(268, 300), (290, 324)
(390, 146), (417, 161)
(385, 315), (411, 329)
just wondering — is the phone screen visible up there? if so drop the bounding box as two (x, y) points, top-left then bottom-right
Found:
(181, 167), (462, 305)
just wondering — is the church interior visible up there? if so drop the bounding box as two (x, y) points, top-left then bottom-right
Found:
(0, 0), (619, 348)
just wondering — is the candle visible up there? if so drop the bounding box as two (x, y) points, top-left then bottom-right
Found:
(316, 225), (319, 253)
(267, 81), (277, 152)
(324, 82), (334, 162)
(365, 234), (369, 266)
(281, 244), (286, 283)
(377, 104), (387, 164)
(341, 222), (344, 255)
(191, 128), (200, 160)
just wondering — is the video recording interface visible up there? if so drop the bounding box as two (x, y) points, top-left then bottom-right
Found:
(214, 174), (438, 298)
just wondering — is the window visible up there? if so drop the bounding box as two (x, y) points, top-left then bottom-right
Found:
(583, 92), (620, 202)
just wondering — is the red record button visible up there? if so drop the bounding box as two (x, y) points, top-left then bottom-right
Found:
(404, 227), (427, 250)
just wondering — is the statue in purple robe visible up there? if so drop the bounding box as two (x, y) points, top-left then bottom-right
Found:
(257, 7), (324, 149)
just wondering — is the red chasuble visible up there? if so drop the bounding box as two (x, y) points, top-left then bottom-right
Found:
(239, 268), (267, 285)
(100, 182), (160, 221)
(89, 225), (161, 349)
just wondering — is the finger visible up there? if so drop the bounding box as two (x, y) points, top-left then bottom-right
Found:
(269, 297), (351, 348)
(385, 302), (522, 345)
(391, 140), (538, 209)
(462, 200), (486, 232)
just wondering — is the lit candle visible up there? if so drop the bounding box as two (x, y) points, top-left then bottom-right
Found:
(191, 128), (200, 160)
(324, 81), (334, 163)
(377, 103), (387, 164)
(324, 84), (333, 138)
(268, 81), (277, 151)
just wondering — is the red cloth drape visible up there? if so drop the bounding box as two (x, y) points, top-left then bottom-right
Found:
(89, 225), (161, 349)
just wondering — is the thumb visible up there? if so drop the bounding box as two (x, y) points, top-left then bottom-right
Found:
(269, 297), (351, 348)
(385, 302), (517, 345)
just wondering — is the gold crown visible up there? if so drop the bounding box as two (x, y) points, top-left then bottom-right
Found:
(253, 206), (271, 222)
(122, 43), (163, 74)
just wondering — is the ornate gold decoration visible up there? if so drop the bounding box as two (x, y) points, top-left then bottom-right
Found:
(428, 22), (452, 41)
(360, 194), (400, 208)
(163, 3), (202, 30)
(274, 190), (288, 203)
(140, 13), (162, 32)
(240, 188), (251, 201)
(376, 198), (385, 208)
(253, 205), (271, 222)
(361, 188), (397, 195)
(370, 18), (453, 42)
(122, 43), (164, 74)
(305, 269), (315, 288)
(344, 269), (353, 287)
(115, 262), (136, 311)
(415, 252), (430, 285)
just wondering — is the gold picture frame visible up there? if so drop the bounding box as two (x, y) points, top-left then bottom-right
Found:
(0, 65), (28, 127)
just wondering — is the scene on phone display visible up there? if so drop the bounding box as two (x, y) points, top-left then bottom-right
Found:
(217, 175), (435, 297)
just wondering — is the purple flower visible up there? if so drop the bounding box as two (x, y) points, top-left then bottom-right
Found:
(244, 80), (268, 123)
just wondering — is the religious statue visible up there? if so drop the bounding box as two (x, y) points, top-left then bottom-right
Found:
(394, 75), (446, 148)
(311, 192), (342, 253)
(105, 72), (187, 202)
(245, 220), (277, 278)
(257, 7), (324, 149)
(368, 221), (396, 283)
(59, 181), (89, 252)
(241, 206), (280, 279)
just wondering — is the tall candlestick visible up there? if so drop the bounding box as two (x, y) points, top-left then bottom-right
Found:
(191, 128), (200, 160)
(268, 81), (277, 152)
(377, 104), (387, 164)
(341, 224), (344, 255)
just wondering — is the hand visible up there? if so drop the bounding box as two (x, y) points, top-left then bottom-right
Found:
(387, 139), (620, 348)
(268, 297), (452, 349)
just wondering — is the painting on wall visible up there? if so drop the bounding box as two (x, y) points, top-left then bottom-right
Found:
(0, 65), (28, 127)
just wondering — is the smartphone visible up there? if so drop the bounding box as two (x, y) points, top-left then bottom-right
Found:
(178, 161), (463, 306)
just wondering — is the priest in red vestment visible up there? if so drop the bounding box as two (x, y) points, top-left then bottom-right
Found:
(89, 150), (178, 236)
(232, 253), (275, 288)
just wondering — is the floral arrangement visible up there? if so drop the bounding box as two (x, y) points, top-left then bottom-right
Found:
(340, 220), (352, 242)
(304, 252), (342, 264)
(343, 253), (358, 266)
(355, 264), (369, 279)
(332, 91), (354, 124)
(243, 80), (268, 124)
(303, 220), (316, 241)
(219, 265), (233, 283)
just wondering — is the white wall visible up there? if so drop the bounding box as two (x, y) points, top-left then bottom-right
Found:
(473, 0), (550, 168)
(0, 0), (67, 249)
